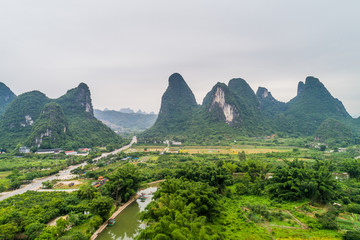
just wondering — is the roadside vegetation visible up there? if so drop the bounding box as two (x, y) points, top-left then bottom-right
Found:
(1, 139), (360, 239)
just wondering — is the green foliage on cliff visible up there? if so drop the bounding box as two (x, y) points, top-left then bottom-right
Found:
(143, 74), (358, 144)
(0, 83), (122, 150)
(143, 73), (199, 136)
(0, 91), (50, 148)
(284, 77), (351, 135)
(26, 102), (69, 149)
(0, 82), (16, 116)
(315, 118), (354, 147)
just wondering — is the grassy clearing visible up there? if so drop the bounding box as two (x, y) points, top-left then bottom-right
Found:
(0, 171), (11, 179)
(222, 194), (344, 239)
(53, 180), (89, 190)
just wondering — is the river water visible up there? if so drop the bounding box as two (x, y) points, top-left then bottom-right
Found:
(96, 187), (157, 240)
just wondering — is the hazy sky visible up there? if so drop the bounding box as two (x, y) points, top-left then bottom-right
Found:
(0, 0), (359, 116)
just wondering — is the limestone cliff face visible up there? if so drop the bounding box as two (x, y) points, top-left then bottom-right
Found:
(210, 86), (236, 124)
(203, 83), (240, 126)
(257, 87), (275, 101)
(77, 83), (94, 114)
(256, 87), (287, 116)
(0, 82), (121, 149)
(1, 91), (50, 130)
(56, 82), (94, 118)
(26, 102), (69, 148)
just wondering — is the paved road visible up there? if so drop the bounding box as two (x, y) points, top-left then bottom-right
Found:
(160, 140), (170, 155)
(0, 136), (137, 201)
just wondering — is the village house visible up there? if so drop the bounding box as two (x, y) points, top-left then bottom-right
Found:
(65, 151), (78, 156)
(78, 148), (91, 153)
(92, 176), (109, 188)
(19, 146), (30, 153)
(36, 148), (63, 154)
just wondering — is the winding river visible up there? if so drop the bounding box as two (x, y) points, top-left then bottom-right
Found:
(96, 187), (157, 240)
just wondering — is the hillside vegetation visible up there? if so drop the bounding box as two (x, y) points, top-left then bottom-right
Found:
(142, 74), (359, 145)
(0, 83), (122, 150)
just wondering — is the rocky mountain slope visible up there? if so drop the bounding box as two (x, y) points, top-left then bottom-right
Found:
(143, 73), (358, 143)
(0, 83), (122, 150)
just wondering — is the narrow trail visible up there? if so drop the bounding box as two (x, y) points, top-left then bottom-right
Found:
(284, 210), (309, 230)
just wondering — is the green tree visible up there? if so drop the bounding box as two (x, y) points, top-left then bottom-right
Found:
(102, 164), (140, 203)
(56, 218), (69, 235)
(36, 226), (59, 240)
(25, 222), (46, 240)
(0, 223), (19, 240)
(90, 196), (113, 221)
(88, 215), (103, 231)
(77, 184), (99, 200)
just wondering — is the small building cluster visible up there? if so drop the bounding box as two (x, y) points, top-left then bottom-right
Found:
(31, 147), (92, 155)
(65, 151), (77, 155)
(36, 148), (63, 154)
(92, 176), (109, 188)
(19, 146), (31, 153)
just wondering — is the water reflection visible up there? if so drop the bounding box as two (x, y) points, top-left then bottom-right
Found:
(96, 187), (157, 240)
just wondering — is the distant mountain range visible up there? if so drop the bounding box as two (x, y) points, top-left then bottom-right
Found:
(1, 74), (358, 149)
(142, 73), (360, 146)
(0, 83), (123, 150)
(94, 109), (157, 133)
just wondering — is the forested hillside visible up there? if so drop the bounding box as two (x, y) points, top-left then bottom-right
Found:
(143, 74), (358, 145)
(0, 83), (122, 150)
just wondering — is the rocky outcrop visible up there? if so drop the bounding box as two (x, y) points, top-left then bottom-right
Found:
(56, 82), (94, 118)
(26, 102), (69, 148)
(211, 86), (236, 124)
(1, 91), (50, 130)
(297, 81), (305, 96)
(144, 73), (198, 135)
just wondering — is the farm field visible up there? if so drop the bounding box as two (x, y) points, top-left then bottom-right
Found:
(1, 142), (360, 239)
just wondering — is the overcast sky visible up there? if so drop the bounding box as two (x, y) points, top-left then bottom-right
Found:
(0, 0), (359, 116)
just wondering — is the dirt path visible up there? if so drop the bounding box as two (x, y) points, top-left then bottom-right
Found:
(284, 210), (309, 229)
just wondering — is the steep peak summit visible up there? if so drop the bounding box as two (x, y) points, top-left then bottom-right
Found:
(167, 73), (196, 103)
(228, 78), (247, 88)
(305, 76), (320, 85)
(144, 73), (198, 135)
(169, 73), (185, 85)
(304, 76), (326, 91)
(256, 87), (274, 99)
(228, 78), (256, 97)
(297, 81), (305, 96)
(56, 83), (94, 118)
(77, 82), (90, 94)
(161, 73), (197, 109)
